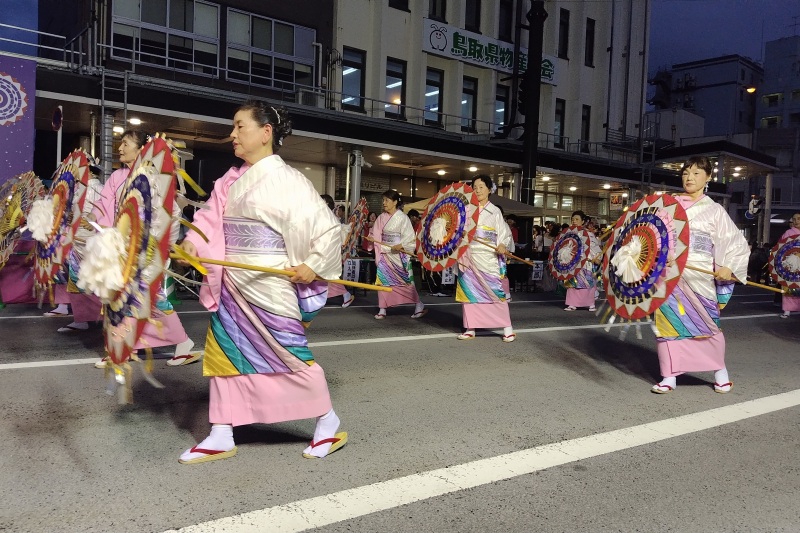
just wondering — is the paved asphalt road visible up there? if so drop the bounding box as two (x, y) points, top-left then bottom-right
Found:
(0, 285), (798, 533)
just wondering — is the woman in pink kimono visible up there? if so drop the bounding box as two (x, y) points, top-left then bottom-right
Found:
(370, 190), (426, 319)
(456, 175), (515, 342)
(177, 102), (347, 464)
(563, 210), (602, 312)
(92, 130), (199, 368)
(779, 212), (800, 318)
(651, 156), (749, 394)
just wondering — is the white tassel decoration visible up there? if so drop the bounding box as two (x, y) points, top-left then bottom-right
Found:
(430, 217), (448, 245)
(557, 241), (575, 263)
(610, 238), (645, 283)
(23, 198), (55, 242)
(77, 227), (126, 301)
(783, 253), (800, 272)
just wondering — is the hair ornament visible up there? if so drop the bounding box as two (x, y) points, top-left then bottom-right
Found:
(270, 106), (281, 124)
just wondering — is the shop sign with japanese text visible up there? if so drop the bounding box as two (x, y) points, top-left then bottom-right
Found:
(422, 18), (558, 85)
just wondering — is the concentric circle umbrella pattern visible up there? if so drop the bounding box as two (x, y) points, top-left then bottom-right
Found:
(416, 182), (479, 271)
(768, 233), (800, 292)
(343, 197), (368, 260)
(548, 225), (592, 284)
(0, 172), (44, 269)
(33, 150), (90, 299)
(602, 194), (690, 321)
(103, 137), (177, 366)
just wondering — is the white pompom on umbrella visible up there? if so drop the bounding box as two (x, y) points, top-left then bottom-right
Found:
(77, 227), (126, 301)
(429, 217), (448, 245)
(557, 240), (575, 264)
(783, 252), (800, 272)
(22, 198), (54, 242)
(611, 237), (645, 283)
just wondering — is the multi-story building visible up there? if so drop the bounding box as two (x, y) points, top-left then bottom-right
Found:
(727, 36), (800, 244)
(2, 0), (661, 232)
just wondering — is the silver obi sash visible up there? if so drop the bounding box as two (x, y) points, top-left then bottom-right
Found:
(381, 230), (402, 245)
(689, 231), (713, 256)
(476, 226), (497, 245)
(224, 216), (286, 255)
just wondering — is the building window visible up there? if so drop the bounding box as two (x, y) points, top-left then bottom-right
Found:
(580, 105), (591, 153)
(554, 98), (566, 148)
(584, 18), (595, 67)
(792, 89), (800, 101)
(461, 76), (478, 132)
(773, 188), (782, 203)
(389, 0), (409, 10)
(558, 8), (570, 59)
(498, 0), (513, 42)
(112, 0), (220, 75)
(342, 47), (366, 111)
(465, 0), (481, 33)
(495, 85), (509, 133)
(385, 57), (406, 119)
(789, 112), (800, 125)
(425, 68), (444, 127)
(429, 0), (446, 21)
(761, 116), (780, 128)
(764, 93), (781, 107)
(224, 9), (316, 90)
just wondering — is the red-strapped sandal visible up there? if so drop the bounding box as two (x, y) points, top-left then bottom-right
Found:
(714, 381), (733, 393)
(651, 383), (674, 394)
(502, 333), (516, 343)
(302, 431), (348, 459)
(178, 445), (238, 465)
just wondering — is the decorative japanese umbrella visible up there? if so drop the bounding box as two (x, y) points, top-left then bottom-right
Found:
(548, 225), (594, 287)
(0, 172), (44, 269)
(416, 182), (480, 271)
(78, 136), (177, 402)
(602, 193), (690, 321)
(27, 150), (90, 303)
(768, 233), (800, 293)
(343, 197), (368, 260)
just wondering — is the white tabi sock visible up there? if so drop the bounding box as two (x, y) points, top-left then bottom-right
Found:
(377, 308), (387, 316)
(658, 376), (677, 389)
(49, 304), (69, 315)
(414, 302), (425, 313)
(173, 338), (195, 357)
(180, 424), (234, 462)
(503, 326), (513, 336)
(303, 409), (340, 458)
(714, 368), (730, 385)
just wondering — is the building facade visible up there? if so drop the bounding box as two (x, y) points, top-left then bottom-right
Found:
(1, 0), (658, 230)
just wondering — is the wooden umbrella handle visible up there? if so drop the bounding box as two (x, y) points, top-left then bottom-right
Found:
(474, 238), (535, 266)
(684, 264), (784, 294)
(168, 253), (392, 292)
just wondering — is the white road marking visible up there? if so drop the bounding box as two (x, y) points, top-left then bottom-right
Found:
(164, 389), (800, 533)
(0, 313), (779, 371)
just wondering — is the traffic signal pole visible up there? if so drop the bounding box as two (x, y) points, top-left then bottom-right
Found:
(521, 0), (547, 205)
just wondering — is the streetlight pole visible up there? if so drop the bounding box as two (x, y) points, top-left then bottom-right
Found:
(521, 0), (547, 205)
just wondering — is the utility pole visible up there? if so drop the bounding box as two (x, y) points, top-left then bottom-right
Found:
(521, 0), (548, 205)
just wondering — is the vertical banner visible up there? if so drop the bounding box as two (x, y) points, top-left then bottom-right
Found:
(441, 266), (456, 285)
(343, 258), (361, 282)
(0, 55), (35, 184)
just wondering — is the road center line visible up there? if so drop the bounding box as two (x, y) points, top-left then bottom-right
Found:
(0, 313), (778, 370)
(165, 388), (800, 533)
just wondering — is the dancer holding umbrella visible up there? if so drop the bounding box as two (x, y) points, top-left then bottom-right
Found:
(769, 211), (800, 318)
(369, 190), (426, 319)
(452, 175), (515, 342)
(604, 156), (749, 394)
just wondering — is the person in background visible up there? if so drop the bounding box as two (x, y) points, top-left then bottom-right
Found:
(321, 194), (354, 308)
(177, 101), (347, 463)
(407, 209), (422, 234)
(650, 156), (749, 394)
(532, 225), (544, 260)
(563, 210), (602, 312)
(778, 211), (800, 318)
(336, 205), (346, 224)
